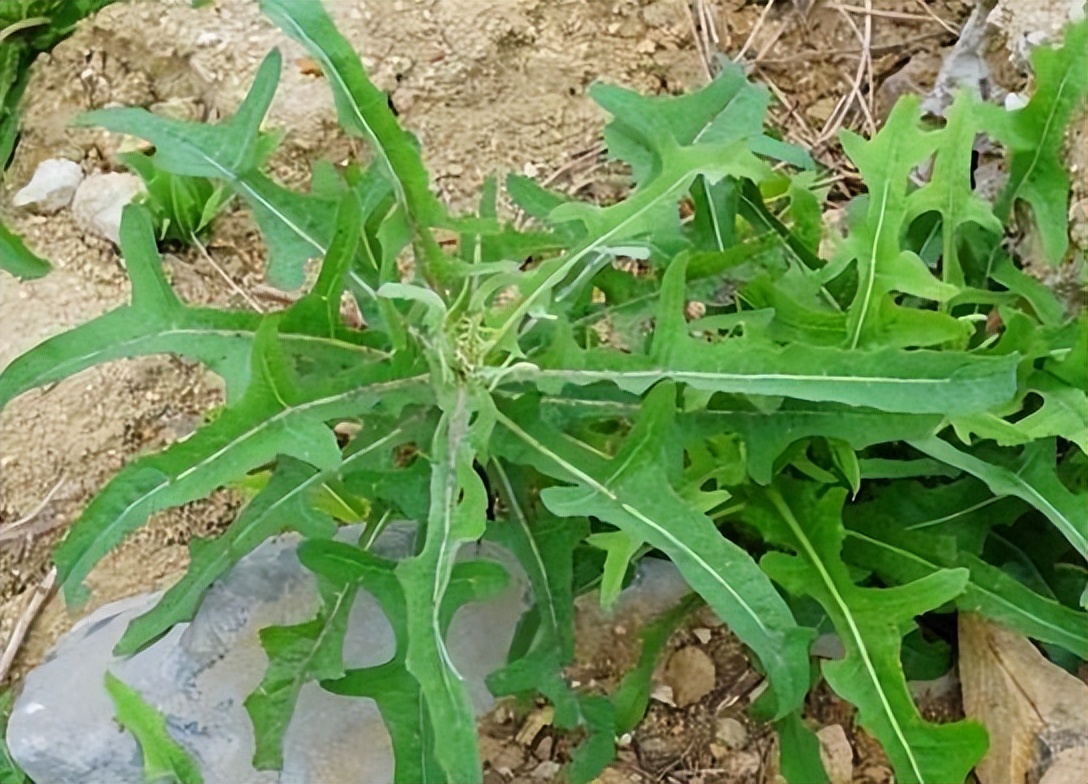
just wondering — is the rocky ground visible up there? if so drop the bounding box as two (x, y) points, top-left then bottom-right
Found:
(1, 1), (1084, 782)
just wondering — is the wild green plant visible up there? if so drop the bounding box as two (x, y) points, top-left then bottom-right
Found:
(0, 0), (126, 280)
(1, 2), (1085, 782)
(120, 150), (233, 245)
(0, 0), (121, 167)
(0, 689), (30, 784)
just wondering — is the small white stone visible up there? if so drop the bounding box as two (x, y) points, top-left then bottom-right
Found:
(530, 760), (561, 779)
(650, 683), (676, 706)
(1005, 92), (1029, 111)
(692, 627), (712, 645)
(70, 172), (146, 244)
(715, 717), (748, 750)
(195, 31), (223, 47)
(12, 159), (84, 213)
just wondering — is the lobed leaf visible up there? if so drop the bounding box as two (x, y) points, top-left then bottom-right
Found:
(977, 20), (1087, 262)
(53, 319), (428, 607)
(750, 482), (988, 784)
(904, 94), (1003, 289)
(843, 516), (1088, 659)
(911, 437), (1088, 560)
(393, 393), (492, 783)
(494, 385), (813, 718)
(245, 567), (358, 770)
(836, 97), (953, 348)
(312, 541), (509, 784)
(113, 433), (418, 656)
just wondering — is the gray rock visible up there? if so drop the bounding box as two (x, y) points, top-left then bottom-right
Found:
(7, 524), (531, 784)
(12, 159), (84, 213)
(70, 172), (145, 243)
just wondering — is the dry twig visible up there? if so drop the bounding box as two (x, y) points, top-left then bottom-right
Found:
(0, 474), (66, 543)
(834, 3), (947, 24)
(816, 0), (876, 143)
(912, 0), (958, 34)
(683, 1), (714, 80)
(0, 567), (57, 685)
(191, 234), (265, 313)
(734, 0), (776, 63)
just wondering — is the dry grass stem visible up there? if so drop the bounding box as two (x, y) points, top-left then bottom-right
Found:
(191, 234), (265, 313)
(734, 0), (776, 63)
(0, 567), (57, 685)
(0, 474), (66, 543)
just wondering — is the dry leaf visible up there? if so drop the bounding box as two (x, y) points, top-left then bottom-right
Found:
(960, 614), (1088, 784)
(296, 57), (323, 76)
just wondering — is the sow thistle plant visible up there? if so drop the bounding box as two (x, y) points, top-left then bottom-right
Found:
(2, 1), (1086, 781)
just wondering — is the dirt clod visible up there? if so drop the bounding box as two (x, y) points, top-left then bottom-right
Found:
(664, 645), (717, 708)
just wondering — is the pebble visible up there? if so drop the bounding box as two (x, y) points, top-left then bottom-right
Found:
(715, 717), (748, 750)
(817, 724), (854, 784)
(70, 172), (145, 244)
(663, 646), (716, 708)
(12, 159), (84, 213)
(530, 760), (561, 779)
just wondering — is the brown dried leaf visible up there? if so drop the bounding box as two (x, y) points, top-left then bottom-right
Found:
(960, 614), (1088, 784)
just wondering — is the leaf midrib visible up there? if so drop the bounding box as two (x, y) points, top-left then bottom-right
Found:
(31, 327), (388, 387)
(767, 489), (923, 782)
(845, 529), (1086, 651)
(128, 425), (410, 648)
(63, 375), (427, 591)
(496, 410), (774, 642)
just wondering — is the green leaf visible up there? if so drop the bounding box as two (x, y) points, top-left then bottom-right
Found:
(836, 97), (949, 348)
(751, 481), (988, 784)
(774, 712), (829, 784)
(0, 221), (50, 280)
(0, 690), (30, 784)
(978, 20), (1087, 263)
(312, 541), (508, 784)
(262, 0), (440, 229)
(904, 93), (1003, 289)
(843, 516), (1088, 659)
(597, 62), (811, 183)
(495, 384), (813, 718)
(485, 133), (770, 353)
(911, 437), (1088, 560)
(990, 257), (1067, 326)
(305, 542), (441, 784)
(115, 451), (365, 656)
(393, 392), (492, 784)
(121, 150), (232, 242)
(104, 672), (204, 784)
(680, 400), (941, 484)
(486, 462), (586, 715)
(490, 255), (1017, 416)
(565, 694), (616, 784)
(53, 318), (427, 607)
(0, 205), (382, 409)
(586, 530), (641, 610)
(1015, 371), (1088, 454)
(260, 0), (446, 278)
(245, 560), (359, 770)
(611, 594), (700, 733)
(76, 51), (342, 288)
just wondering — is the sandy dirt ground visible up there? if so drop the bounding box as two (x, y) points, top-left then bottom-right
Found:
(2, 0), (1078, 781)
